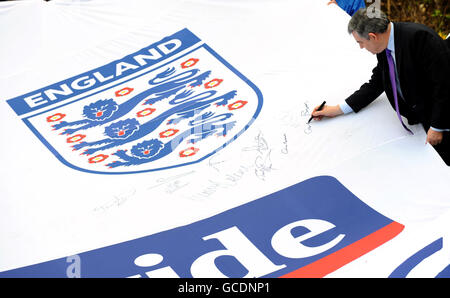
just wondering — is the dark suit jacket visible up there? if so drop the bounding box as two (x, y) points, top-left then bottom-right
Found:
(345, 22), (450, 130)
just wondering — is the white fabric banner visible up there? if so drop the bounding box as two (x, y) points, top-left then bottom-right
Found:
(1, 0), (449, 278)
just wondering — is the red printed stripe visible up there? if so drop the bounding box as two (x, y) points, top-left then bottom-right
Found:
(280, 221), (404, 278)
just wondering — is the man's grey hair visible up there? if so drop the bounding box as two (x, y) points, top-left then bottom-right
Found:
(348, 8), (390, 39)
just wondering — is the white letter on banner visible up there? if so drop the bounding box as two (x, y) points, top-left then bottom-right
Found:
(115, 61), (139, 77)
(190, 226), (285, 278)
(44, 83), (73, 101)
(131, 253), (180, 278)
(158, 39), (182, 55)
(24, 93), (47, 108)
(271, 219), (345, 259)
(134, 48), (163, 66)
(71, 76), (96, 90)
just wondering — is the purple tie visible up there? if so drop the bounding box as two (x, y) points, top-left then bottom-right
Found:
(386, 49), (413, 134)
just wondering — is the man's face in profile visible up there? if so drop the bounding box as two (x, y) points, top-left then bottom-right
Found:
(352, 31), (385, 54)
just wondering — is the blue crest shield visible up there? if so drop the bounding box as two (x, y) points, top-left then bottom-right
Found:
(8, 29), (263, 174)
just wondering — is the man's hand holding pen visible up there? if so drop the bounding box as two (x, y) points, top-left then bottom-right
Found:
(310, 104), (344, 121)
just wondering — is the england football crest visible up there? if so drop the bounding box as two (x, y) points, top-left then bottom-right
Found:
(7, 29), (263, 174)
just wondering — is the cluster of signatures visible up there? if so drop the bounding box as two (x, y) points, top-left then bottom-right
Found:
(93, 99), (320, 211)
(93, 130), (290, 211)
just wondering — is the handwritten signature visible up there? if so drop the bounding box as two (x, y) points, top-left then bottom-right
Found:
(304, 123), (312, 134)
(254, 149), (274, 181)
(300, 102), (310, 117)
(301, 102), (313, 134)
(241, 131), (275, 181)
(281, 133), (288, 154)
(242, 131), (269, 154)
(93, 188), (136, 213)
(146, 171), (194, 194)
(187, 165), (251, 201)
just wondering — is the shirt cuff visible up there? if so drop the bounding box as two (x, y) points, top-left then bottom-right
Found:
(430, 126), (450, 132)
(339, 102), (354, 114)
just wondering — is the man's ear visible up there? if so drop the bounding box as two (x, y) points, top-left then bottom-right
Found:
(368, 32), (378, 41)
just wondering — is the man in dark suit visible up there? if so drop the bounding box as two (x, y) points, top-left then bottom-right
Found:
(312, 8), (450, 165)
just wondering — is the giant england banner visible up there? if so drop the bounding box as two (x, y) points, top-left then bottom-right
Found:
(1, 0), (449, 278)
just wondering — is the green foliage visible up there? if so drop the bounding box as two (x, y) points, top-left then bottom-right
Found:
(372, 0), (449, 38)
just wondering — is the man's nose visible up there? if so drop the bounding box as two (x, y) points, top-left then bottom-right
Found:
(359, 44), (364, 49)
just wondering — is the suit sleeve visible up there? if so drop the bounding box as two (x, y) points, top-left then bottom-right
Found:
(415, 30), (450, 129)
(344, 58), (385, 113)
